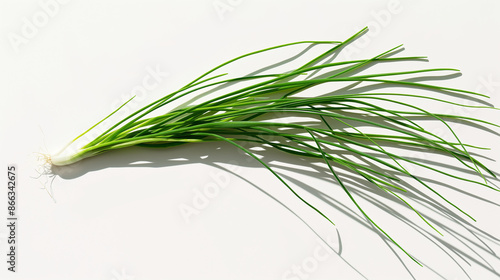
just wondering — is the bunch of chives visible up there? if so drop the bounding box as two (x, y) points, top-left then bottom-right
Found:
(44, 27), (498, 265)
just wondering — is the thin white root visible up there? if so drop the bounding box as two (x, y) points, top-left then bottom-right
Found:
(39, 180), (56, 203)
(33, 152), (57, 203)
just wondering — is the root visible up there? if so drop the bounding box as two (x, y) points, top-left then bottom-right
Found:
(33, 152), (57, 203)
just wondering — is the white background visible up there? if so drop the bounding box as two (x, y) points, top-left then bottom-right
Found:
(1, 1), (500, 279)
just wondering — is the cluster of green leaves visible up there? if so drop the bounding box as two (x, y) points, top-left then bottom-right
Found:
(58, 27), (498, 264)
